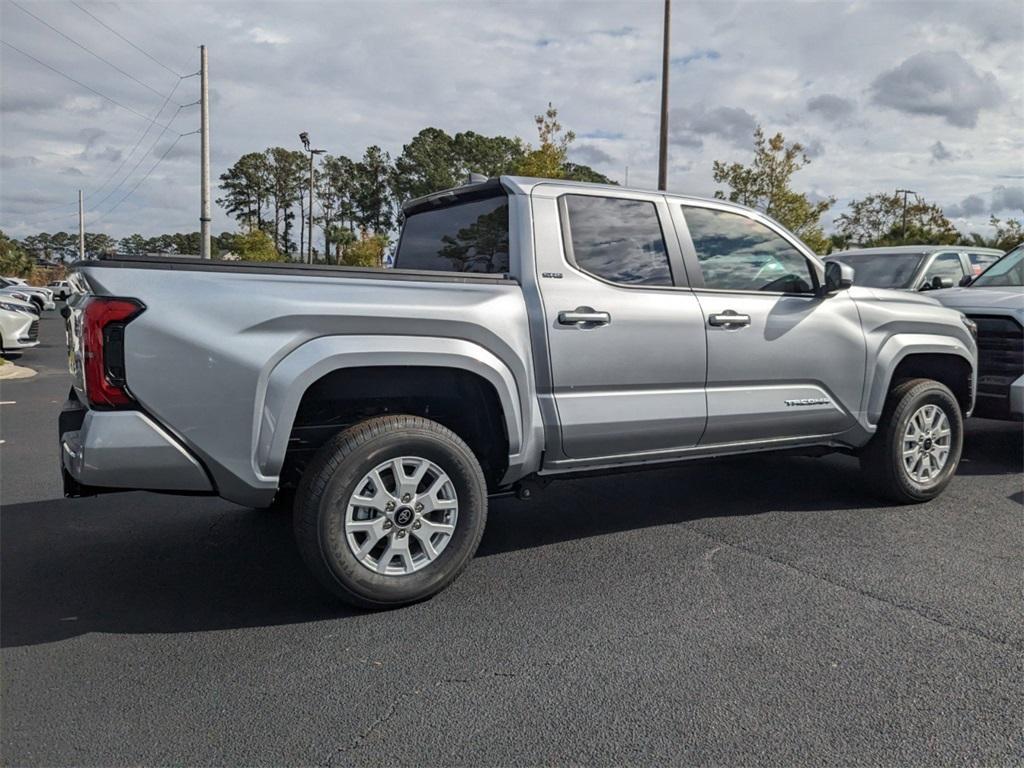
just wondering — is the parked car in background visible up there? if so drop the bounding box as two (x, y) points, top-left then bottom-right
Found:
(59, 176), (977, 608)
(824, 246), (1003, 292)
(934, 244), (1023, 420)
(0, 295), (40, 352)
(963, 247), (1006, 277)
(47, 280), (71, 300)
(0, 278), (54, 311)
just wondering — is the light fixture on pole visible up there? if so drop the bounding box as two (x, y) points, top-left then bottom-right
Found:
(299, 132), (325, 264)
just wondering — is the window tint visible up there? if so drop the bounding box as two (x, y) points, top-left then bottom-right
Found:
(682, 206), (815, 293)
(395, 194), (509, 273)
(923, 252), (965, 285)
(827, 252), (923, 289)
(563, 195), (672, 286)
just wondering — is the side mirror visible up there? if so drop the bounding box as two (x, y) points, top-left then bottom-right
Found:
(931, 276), (954, 290)
(959, 275), (973, 287)
(822, 261), (854, 295)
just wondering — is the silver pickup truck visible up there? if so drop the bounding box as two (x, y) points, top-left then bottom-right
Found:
(60, 176), (978, 607)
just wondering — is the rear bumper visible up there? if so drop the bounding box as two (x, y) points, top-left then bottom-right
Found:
(60, 397), (214, 496)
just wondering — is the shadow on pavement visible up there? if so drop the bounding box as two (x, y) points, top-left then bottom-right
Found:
(2, 421), (1019, 648)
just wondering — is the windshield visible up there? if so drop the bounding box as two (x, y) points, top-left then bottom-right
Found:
(828, 252), (925, 289)
(972, 245), (1023, 287)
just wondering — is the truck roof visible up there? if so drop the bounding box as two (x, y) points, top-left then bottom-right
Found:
(402, 175), (750, 216)
(832, 245), (1005, 257)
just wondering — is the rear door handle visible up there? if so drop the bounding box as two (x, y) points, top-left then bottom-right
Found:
(708, 311), (751, 327)
(558, 307), (611, 327)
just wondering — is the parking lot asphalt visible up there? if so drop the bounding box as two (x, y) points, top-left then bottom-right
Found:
(1, 311), (1022, 766)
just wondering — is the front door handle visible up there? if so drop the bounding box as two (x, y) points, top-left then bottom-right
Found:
(708, 311), (751, 327)
(558, 307), (611, 327)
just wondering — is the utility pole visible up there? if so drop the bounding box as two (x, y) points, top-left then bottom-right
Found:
(199, 45), (211, 259)
(896, 188), (915, 242)
(657, 0), (671, 191)
(78, 189), (84, 260)
(299, 132), (325, 264)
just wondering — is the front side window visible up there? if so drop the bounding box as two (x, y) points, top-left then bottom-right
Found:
(922, 252), (966, 286)
(395, 193), (509, 273)
(563, 195), (672, 286)
(682, 206), (815, 293)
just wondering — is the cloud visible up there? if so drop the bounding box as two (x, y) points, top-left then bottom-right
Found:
(570, 144), (614, 166)
(991, 186), (1024, 212)
(670, 105), (756, 149)
(249, 26), (290, 45)
(806, 94), (855, 123)
(946, 186), (1023, 218)
(804, 139), (825, 159)
(869, 51), (1001, 128)
(0, 155), (39, 170)
(672, 49), (721, 67)
(930, 141), (953, 162)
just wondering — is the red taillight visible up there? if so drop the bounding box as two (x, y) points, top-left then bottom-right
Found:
(82, 297), (144, 408)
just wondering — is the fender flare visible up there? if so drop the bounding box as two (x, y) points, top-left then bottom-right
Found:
(865, 333), (976, 426)
(252, 335), (525, 479)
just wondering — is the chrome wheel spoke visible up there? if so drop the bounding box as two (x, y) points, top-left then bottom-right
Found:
(901, 404), (952, 484)
(345, 455), (459, 576)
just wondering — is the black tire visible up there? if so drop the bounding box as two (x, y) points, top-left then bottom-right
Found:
(30, 297), (43, 313)
(859, 378), (963, 503)
(293, 415), (488, 608)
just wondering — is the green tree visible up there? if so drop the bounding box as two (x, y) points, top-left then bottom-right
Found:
(712, 126), (834, 253)
(561, 162), (615, 184)
(266, 147), (305, 255)
(218, 152), (273, 232)
(352, 146), (394, 234)
(392, 128), (462, 204)
(961, 215), (1023, 251)
(453, 131), (525, 177)
(120, 234), (148, 254)
(0, 230), (33, 276)
(83, 233), (118, 257)
(516, 103), (575, 179)
(317, 154), (358, 259)
(232, 228), (282, 262)
(835, 192), (960, 247)
(342, 232), (389, 268)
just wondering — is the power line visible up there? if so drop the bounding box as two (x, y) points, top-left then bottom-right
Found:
(88, 132), (197, 225)
(8, 0), (174, 102)
(70, 0), (183, 78)
(0, 39), (182, 132)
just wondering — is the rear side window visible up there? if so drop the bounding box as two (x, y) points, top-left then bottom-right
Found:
(562, 195), (672, 286)
(682, 206), (814, 293)
(395, 194), (509, 273)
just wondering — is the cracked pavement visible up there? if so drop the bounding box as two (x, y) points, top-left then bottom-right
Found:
(2, 312), (1022, 766)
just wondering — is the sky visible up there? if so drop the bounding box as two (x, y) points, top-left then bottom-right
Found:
(1, 0), (1021, 243)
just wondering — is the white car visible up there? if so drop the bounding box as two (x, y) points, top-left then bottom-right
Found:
(0, 296), (40, 352)
(48, 280), (72, 300)
(0, 278), (54, 312)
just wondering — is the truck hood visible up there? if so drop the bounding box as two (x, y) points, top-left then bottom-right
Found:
(931, 286), (1024, 315)
(849, 285), (942, 308)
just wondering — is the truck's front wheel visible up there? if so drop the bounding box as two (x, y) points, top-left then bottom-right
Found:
(860, 378), (963, 503)
(293, 415), (488, 608)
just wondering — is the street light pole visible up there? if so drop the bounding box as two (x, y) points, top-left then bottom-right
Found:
(896, 188), (915, 242)
(199, 45), (211, 259)
(658, 0), (671, 191)
(299, 132), (324, 264)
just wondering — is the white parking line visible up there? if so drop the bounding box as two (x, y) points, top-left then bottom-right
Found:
(0, 401), (15, 405)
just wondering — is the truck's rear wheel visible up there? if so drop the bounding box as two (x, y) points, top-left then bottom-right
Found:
(293, 415), (487, 608)
(859, 378), (963, 503)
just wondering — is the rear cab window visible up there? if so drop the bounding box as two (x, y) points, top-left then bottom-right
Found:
(560, 195), (673, 286)
(394, 187), (509, 274)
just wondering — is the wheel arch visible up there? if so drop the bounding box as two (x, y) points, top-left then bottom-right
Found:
(866, 335), (976, 425)
(254, 335), (526, 488)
